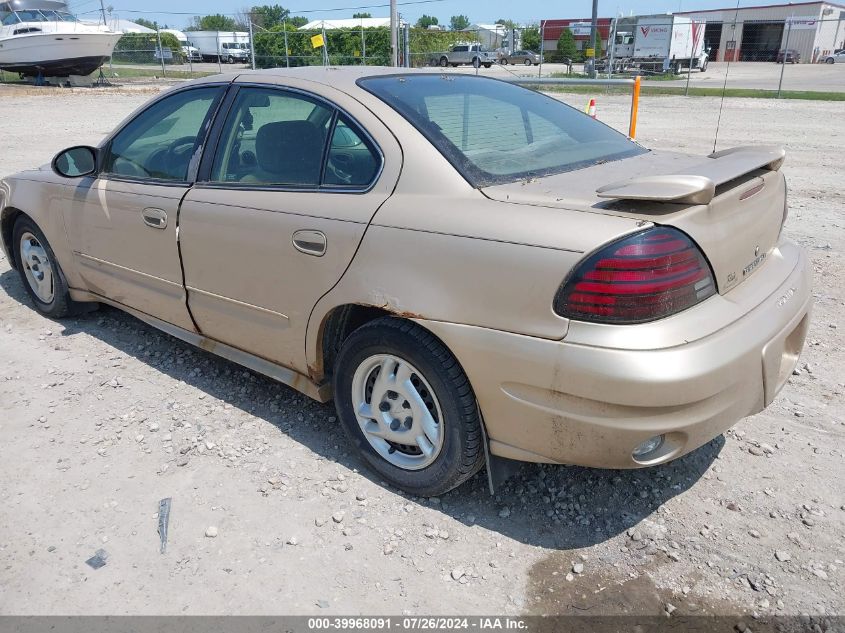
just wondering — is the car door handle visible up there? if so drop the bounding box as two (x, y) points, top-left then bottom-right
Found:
(292, 230), (326, 257)
(142, 207), (167, 229)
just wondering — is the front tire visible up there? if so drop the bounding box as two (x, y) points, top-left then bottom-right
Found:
(12, 216), (79, 318)
(439, 56), (448, 67)
(333, 317), (485, 496)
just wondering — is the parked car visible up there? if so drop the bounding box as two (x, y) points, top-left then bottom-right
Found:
(0, 68), (811, 496)
(820, 50), (845, 64)
(776, 49), (800, 63)
(500, 50), (541, 65)
(432, 44), (497, 68)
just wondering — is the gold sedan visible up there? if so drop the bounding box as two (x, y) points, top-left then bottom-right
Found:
(0, 67), (811, 496)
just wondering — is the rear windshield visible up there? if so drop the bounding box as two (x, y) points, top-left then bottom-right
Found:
(358, 74), (646, 187)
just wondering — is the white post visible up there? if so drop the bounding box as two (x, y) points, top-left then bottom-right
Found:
(283, 19), (289, 68)
(539, 22), (545, 77)
(390, 0), (398, 66)
(248, 16), (256, 69)
(156, 26), (166, 78)
(216, 31), (222, 73)
(777, 17), (792, 98)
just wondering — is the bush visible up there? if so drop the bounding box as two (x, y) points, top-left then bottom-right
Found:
(549, 28), (578, 63)
(114, 32), (184, 64)
(253, 26), (477, 69)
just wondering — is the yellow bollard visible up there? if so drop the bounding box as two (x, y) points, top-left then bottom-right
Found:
(628, 76), (641, 140)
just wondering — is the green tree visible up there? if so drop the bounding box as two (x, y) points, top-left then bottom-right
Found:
(133, 17), (158, 30)
(114, 32), (184, 63)
(555, 28), (578, 61)
(189, 14), (239, 31)
(415, 14), (439, 29)
(521, 26), (540, 52)
(352, 12), (372, 18)
(250, 5), (290, 29)
(449, 15), (469, 31)
(289, 16), (307, 27)
(495, 19), (517, 29)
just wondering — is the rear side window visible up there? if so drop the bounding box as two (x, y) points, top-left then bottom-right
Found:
(324, 116), (380, 186)
(359, 74), (645, 187)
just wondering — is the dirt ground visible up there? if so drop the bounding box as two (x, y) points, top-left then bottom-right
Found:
(0, 83), (843, 622)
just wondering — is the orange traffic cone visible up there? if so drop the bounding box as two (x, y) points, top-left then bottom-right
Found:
(585, 97), (597, 118)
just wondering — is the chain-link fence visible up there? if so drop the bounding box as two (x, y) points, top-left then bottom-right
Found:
(3, 12), (841, 97)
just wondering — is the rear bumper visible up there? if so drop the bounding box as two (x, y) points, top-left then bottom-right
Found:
(420, 240), (812, 468)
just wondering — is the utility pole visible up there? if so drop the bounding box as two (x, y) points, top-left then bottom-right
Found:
(248, 15), (256, 70)
(390, 0), (398, 66)
(589, 0), (599, 77)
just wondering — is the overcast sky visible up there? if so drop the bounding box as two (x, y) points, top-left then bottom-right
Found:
(70, 0), (784, 29)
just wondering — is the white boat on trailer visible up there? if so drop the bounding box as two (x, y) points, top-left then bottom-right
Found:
(0, 0), (122, 77)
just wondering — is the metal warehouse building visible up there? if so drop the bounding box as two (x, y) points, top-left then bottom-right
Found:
(539, 18), (613, 56)
(676, 1), (845, 62)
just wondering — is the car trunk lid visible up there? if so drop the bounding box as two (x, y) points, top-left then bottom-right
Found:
(481, 146), (787, 294)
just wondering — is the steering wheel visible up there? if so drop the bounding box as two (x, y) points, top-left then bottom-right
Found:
(163, 135), (198, 176)
(145, 135), (197, 179)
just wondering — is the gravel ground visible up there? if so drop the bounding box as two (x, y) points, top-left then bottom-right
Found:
(0, 83), (843, 622)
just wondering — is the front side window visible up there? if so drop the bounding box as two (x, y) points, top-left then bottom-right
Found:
(359, 74), (645, 187)
(104, 87), (223, 181)
(211, 87), (380, 188)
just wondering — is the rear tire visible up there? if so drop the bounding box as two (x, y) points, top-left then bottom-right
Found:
(12, 215), (87, 319)
(439, 56), (448, 67)
(333, 317), (485, 497)
(826, 58), (835, 64)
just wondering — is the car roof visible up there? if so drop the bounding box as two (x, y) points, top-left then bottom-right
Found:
(189, 66), (485, 93)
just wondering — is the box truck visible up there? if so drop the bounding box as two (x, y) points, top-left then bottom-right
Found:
(160, 29), (202, 62)
(189, 31), (251, 63)
(601, 15), (708, 74)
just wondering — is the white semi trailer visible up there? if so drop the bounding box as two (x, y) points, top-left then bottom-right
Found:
(603, 15), (709, 74)
(189, 31), (250, 63)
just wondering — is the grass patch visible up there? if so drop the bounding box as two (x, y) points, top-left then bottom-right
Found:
(530, 82), (845, 101)
(105, 66), (216, 80)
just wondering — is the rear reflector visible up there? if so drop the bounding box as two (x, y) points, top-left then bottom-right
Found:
(554, 227), (716, 324)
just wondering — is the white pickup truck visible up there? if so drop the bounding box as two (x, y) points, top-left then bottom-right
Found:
(433, 44), (498, 68)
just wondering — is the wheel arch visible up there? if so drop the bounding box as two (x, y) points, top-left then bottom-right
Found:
(1, 206), (25, 270)
(311, 303), (408, 383)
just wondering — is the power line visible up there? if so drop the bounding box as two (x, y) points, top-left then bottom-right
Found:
(109, 0), (447, 18)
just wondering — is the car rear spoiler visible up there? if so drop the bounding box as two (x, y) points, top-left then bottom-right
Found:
(595, 146), (786, 205)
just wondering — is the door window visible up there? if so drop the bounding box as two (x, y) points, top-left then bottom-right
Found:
(103, 86), (223, 182)
(210, 87), (380, 189)
(211, 88), (332, 186)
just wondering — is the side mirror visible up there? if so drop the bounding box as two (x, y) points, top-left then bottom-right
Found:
(52, 146), (97, 178)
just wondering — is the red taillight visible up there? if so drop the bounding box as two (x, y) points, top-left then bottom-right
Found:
(554, 228), (716, 324)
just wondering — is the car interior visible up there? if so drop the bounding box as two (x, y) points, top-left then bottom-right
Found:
(211, 88), (379, 187)
(105, 87), (378, 188)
